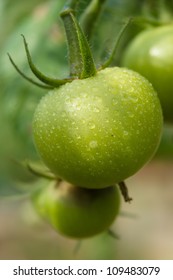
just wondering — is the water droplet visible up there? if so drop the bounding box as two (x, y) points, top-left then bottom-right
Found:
(123, 131), (129, 136)
(129, 113), (134, 118)
(105, 107), (109, 112)
(89, 140), (98, 148)
(112, 100), (118, 106)
(89, 123), (96, 129)
(93, 107), (100, 113)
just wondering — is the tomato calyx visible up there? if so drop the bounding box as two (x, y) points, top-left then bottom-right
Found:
(8, 1), (130, 88)
(7, 6), (96, 89)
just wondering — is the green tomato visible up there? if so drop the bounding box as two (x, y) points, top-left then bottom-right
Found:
(122, 24), (173, 122)
(32, 181), (120, 239)
(33, 67), (163, 189)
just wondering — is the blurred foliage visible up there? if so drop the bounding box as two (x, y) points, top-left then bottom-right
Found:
(0, 0), (67, 195)
(155, 125), (173, 160)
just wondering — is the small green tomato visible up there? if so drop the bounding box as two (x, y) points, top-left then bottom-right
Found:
(32, 181), (120, 239)
(33, 67), (163, 188)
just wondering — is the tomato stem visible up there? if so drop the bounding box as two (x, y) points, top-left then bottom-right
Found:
(63, 0), (80, 11)
(80, 0), (107, 40)
(118, 181), (132, 203)
(60, 8), (97, 79)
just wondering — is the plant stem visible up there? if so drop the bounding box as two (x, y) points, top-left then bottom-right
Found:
(118, 181), (132, 203)
(62, 0), (80, 11)
(80, 0), (107, 40)
(60, 8), (96, 78)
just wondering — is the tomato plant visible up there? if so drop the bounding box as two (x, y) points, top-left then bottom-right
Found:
(6, 0), (165, 241)
(122, 24), (173, 123)
(33, 67), (163, 189)
(32, 181), (120, 239)
(8, 3), (163, 190)
(8, 2), (163, 201)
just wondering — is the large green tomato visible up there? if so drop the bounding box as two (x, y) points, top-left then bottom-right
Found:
(122, 24), (173, 122)
(32, 181), (120, 239)
(33, 67), (163, 189)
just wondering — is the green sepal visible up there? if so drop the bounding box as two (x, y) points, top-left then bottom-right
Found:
(22, 160), (58, 180)
(7, 53), (54, 90)
(22, 35), (73, 87)
(100, 18), (131, 70)
(107, 229), (120, 240)
(60, 9), (97, 79)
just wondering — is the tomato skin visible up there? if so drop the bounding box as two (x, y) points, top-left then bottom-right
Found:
(32, 181), (120, 239)
(33, 67), (163, 189)
(122, 24), (173, 122)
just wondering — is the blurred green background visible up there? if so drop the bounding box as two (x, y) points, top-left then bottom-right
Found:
(1, 0), (173, 260)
